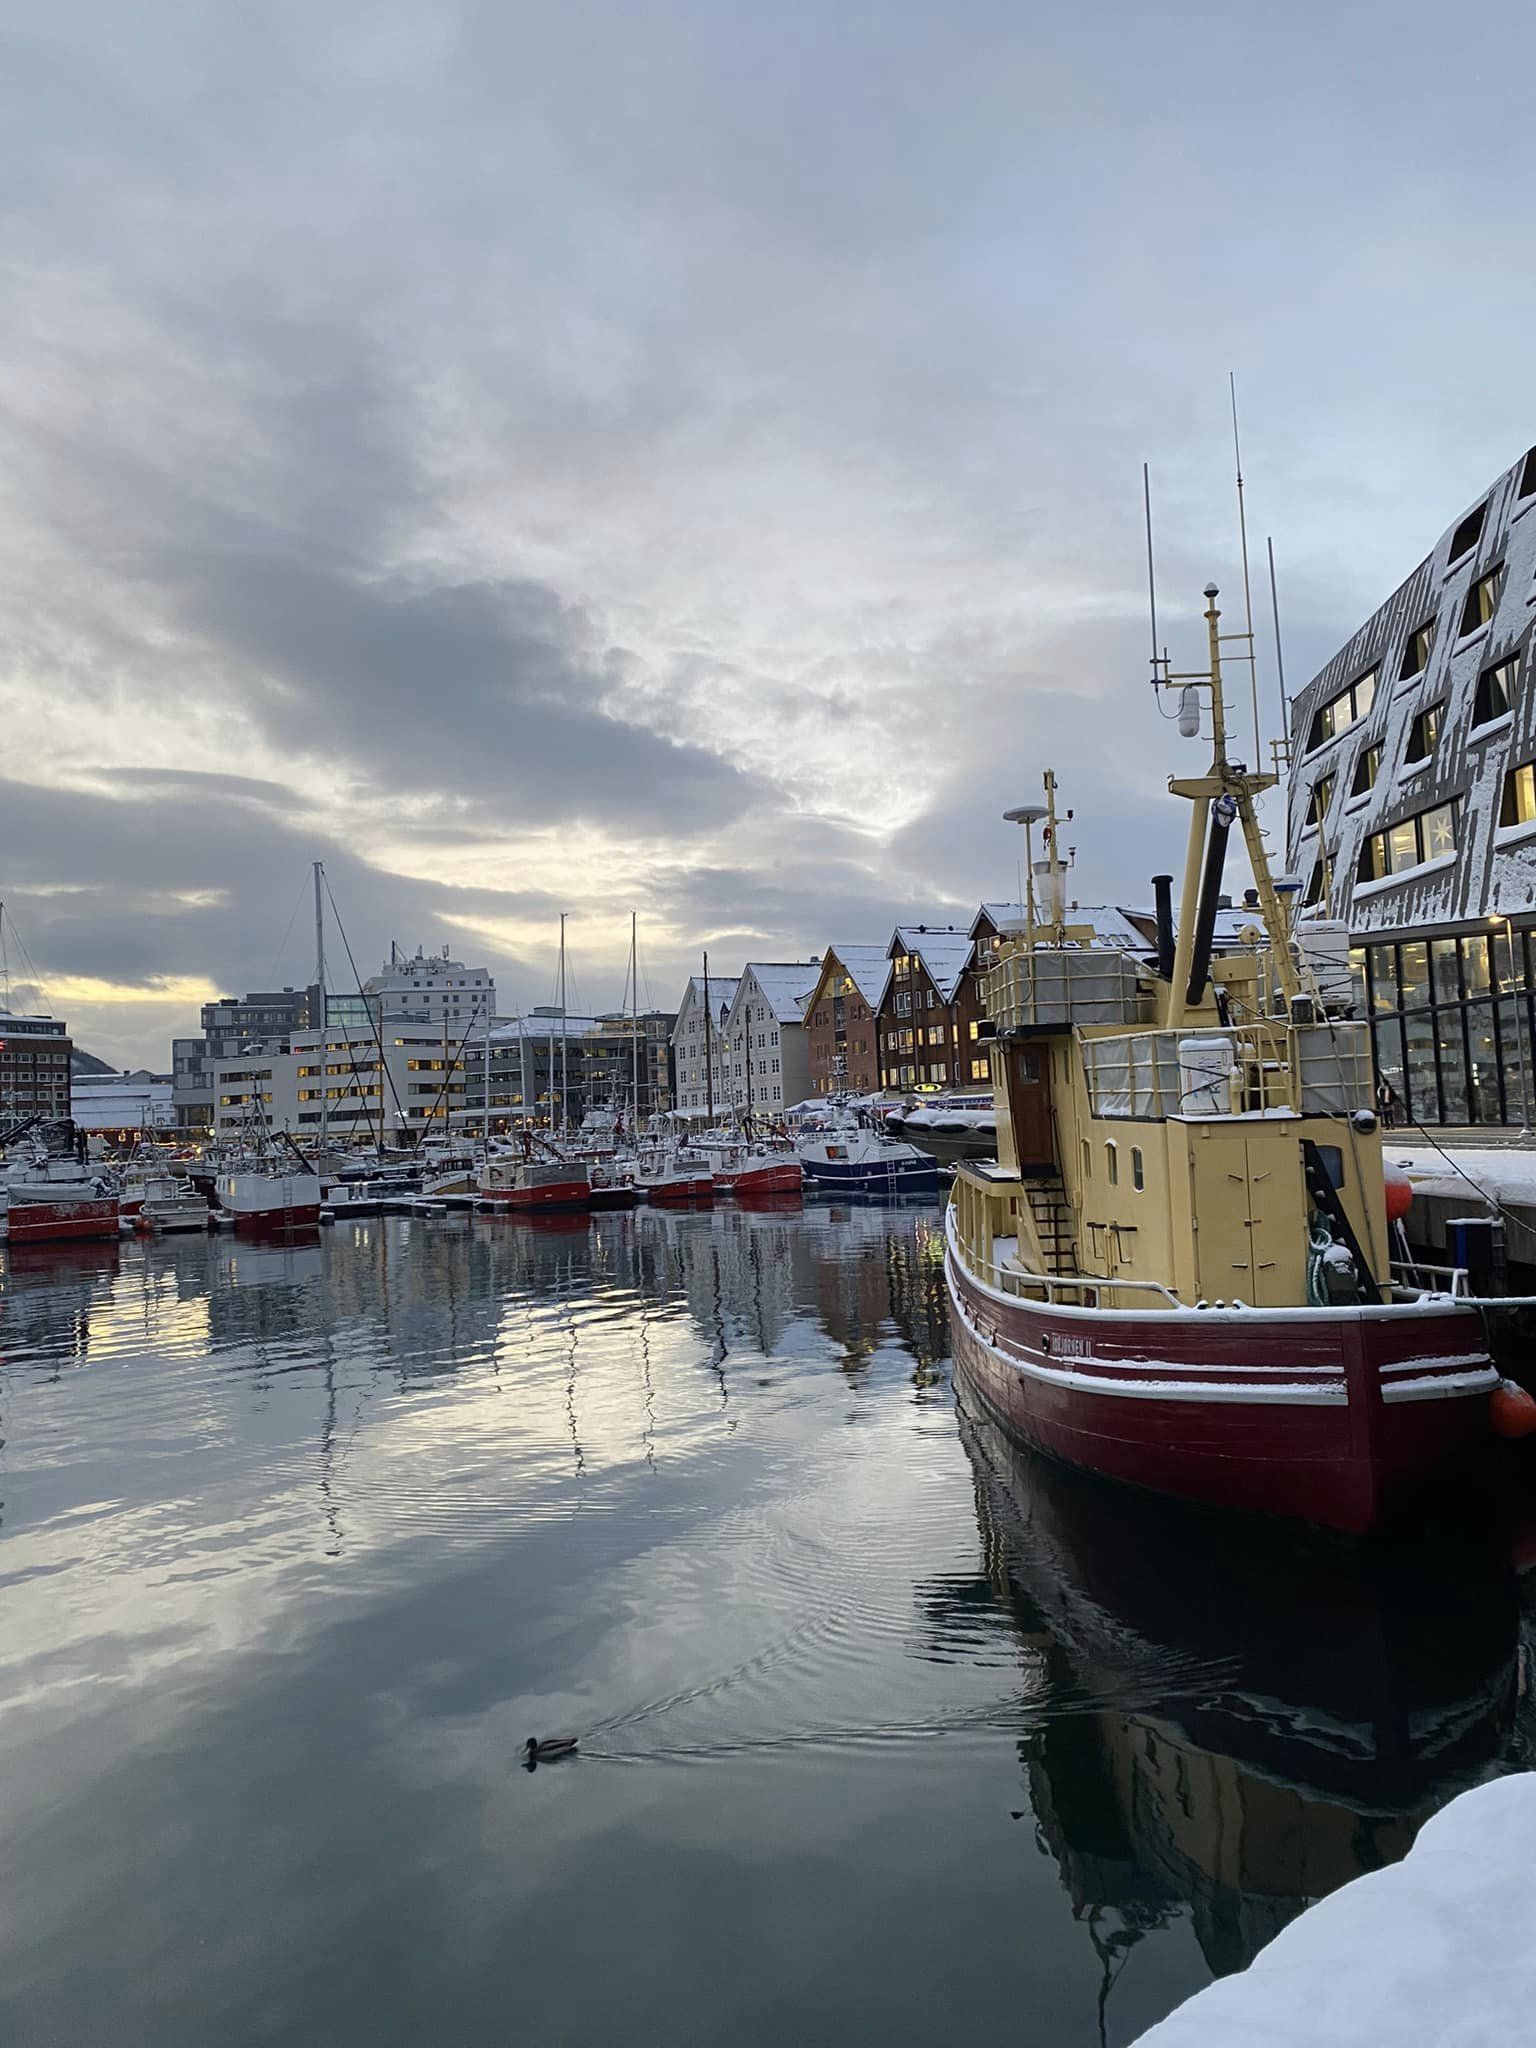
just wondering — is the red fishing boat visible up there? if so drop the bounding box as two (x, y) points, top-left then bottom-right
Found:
(478, 1152), (592, 1211)
(946, 586), (1500, 1537)
(215, 1167), (322, 1237)
(696, 1138), (802, 1200)
(1, 1146), (120, 1245)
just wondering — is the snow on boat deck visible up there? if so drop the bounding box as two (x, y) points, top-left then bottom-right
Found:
(1389, 1145), (1536, 1206)
(1133, 1773), (1536, 2045)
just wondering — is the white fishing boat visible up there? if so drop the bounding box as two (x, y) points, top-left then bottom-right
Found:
(134, 1174), (212, 1234)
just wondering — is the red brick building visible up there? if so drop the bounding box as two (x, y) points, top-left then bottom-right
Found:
(803, 946), (891, 1096)
(0, 1009), (73, 1123)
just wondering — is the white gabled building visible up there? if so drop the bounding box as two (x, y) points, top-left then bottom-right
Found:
(721, 962), (820, 1116)
(671, 974), (740, 1120)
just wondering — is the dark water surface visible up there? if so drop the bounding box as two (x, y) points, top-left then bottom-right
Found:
(1, 1203), (1532, 2046)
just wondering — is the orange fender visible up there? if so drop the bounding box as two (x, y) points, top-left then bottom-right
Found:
(1491, 1379), (1536, 1439)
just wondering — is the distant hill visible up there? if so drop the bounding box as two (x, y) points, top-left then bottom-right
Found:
(70, 1047), (117, 1077)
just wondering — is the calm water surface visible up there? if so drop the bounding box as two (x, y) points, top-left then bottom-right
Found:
(1, 1203), (1532, 2046)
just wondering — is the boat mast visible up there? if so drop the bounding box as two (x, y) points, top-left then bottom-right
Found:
(558, 912), (568, 1136)
(703, 950), (714, 1124)
(1165, 585), (1301, 1027)
(313, 861), (328, 1159)
(482, 998), (491, 1152)
(630, 911), (640, 1128)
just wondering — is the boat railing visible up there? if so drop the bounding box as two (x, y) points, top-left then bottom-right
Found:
(955, 1220), (1182, 1310)
(1389, 1257), (1471, 1299)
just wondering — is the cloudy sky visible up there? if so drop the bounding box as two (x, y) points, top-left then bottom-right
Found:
(5, 0), (1536, 1066)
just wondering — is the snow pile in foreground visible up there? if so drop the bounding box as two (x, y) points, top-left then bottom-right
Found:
(1133, 1774), (1536, 2046)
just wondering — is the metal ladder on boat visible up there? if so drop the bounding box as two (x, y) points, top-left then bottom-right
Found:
(1023, 1177), (1077, 1277)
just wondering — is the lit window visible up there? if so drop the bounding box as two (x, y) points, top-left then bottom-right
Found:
(1404, 702), (1443, 765)
(1307, 773), (1335, 827)
(1501, 762), (1536, 829)
(1306, 667), (1377, 752)
(1358, 801), (1458, 882)
(1474, 658), (1518, 728)
(1350, 743), (1382, 797)
(1399, 621), (1435, 681)
(1459, 565), (1504, 637)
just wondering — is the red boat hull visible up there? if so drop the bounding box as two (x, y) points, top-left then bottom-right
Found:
(232, 1203), (322, 1238)
(641, 1178), (716, 1205)
(945, 1229), (1497, 1536)
(3, 1198), (121, 1245)
(481, 1181), (591, 1211)
(714, 1162), (802, 1199)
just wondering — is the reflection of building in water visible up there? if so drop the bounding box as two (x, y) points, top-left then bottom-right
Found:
(946, 1399), (1519, 1998)
(0, 1241), (122, 1373)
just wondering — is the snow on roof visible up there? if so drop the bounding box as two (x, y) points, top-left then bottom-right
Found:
(816, 944), (893, 1011)
(671, 975), (740, 1045)
(973, 902), (1152, 950)
(890, 925), (974, 1001)
(489, 1014), (602, 1043)
(735, 962), (821, 1025)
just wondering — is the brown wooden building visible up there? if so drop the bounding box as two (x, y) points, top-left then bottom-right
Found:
(803, 945), (891, 1096)
(877, 925), (985, 1094)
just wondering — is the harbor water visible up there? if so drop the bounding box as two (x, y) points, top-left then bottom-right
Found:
(1, 1204), (1532, 2046)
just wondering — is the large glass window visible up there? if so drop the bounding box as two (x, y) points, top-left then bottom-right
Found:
(1501, 761), (1536, 829)
(1404, 1012), (1439, 1123)
(1367, 932), (1533, 1129)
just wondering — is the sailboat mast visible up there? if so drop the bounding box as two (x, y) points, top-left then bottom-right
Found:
(482, 998), (490, 1151)
(313, 861), (328, 1158)
(630, 911), (640, 1126)
(703, 950), (714, 1124)
(558, 912), (568, 1136)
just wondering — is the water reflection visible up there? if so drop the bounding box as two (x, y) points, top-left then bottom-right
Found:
(951, 1391), (1524, 2022)
(0, 1205), (1530, 2048)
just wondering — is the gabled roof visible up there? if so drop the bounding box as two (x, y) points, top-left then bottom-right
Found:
(972, 901), (1028, 938)
(732, 962), (821, 1027)
(671, 975), (740, 1046)
(807, 944), (893, 1013)
(888, 925), (974, 1002)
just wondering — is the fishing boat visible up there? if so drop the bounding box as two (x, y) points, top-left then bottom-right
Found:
(694, 1134), (803, 1200)
(1, 1129), (121, 1245)
(215, 1164), (323, 1237)
(796, 1098), (940, 1195)
(134, 1174), (212, 1233)
(478, 1149), (592, 1211)
(945, 584), (1500, 1537)
(627, 1132), (716, 1204)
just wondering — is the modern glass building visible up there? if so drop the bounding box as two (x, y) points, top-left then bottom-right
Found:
(1288, 444), (1536, 1128)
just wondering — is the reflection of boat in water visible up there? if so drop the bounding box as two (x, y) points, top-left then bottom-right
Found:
(950, 1392), (1520, 1988)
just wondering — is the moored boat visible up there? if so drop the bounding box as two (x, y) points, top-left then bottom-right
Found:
(696, 1136), (802, 1200)
(1, 1136), (120, 1246)
(478, 1152), (593, 1211)
(135, 1174), (212, 1233)
(215, 1167), (323, 1237)
(796, 1099), (940, 1195)
(945, 584), (1500, 1537)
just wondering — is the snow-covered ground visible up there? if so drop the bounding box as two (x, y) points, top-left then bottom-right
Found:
(1132, 1773), (1536, 2045)
(1388, 1145), (1536, 1207)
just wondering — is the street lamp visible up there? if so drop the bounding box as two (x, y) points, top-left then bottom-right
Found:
(1492, 912), (1534, 1139)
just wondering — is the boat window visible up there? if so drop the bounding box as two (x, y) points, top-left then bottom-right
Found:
(1315, 1144), (1345, 1190)
(1081, 1138), (1091, 1182)
(1131, 1147), (1144, 1192)
(1105, 1141), (1118, 1186)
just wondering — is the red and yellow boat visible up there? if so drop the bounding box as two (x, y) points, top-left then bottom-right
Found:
(946, 584), (1499, 1536)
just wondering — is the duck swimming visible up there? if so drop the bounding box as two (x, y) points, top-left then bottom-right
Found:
(523, 1736), (579, 1767)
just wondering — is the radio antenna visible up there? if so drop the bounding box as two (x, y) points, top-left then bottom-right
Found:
(1143, 462), (1161, 690)
(1229, 373), (1260, 762)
